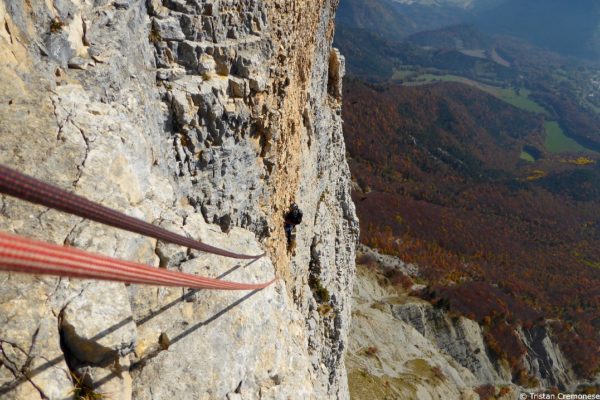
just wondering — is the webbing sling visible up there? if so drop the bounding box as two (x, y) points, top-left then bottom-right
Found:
(0, 231), (274, 290)
(0, 165), (264, 260)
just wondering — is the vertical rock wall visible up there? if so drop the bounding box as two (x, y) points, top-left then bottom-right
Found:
(0, 0), (357, 399)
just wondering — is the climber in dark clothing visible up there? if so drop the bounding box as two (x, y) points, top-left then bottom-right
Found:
(284, 202), (303, 247)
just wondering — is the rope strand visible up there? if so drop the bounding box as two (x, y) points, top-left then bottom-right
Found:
(0, 231), (274, 290)
(0, 165), (264, 260)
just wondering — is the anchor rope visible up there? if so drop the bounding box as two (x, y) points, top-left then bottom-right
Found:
(0, 165), (273, 289)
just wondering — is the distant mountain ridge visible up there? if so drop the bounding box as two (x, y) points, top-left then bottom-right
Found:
(337, 0), (600, 61)
(336, 0), (415, 39)
(406, 24), (492, 50)
(336, 0), (490, 40)
(475, 0), (600, 60)
(392, 0), (500, 9)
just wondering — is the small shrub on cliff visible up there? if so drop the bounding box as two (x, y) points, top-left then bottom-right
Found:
(383, 267), (413, 290)
(70, 372), (106, 400)
(578, 384), (600, 395)
(516, 368), (540, 388)
(317, 304), (333, 317)
(356, 253), (377, 269)
(431, 366), (446, 381)
(315, 285), (329, 303)
(364, 346), (379, 357)
(309, 276), (330, 303)
(474, 384), (496, 400)
(148, 24), (161, 43)
(50, 17), (64, 33)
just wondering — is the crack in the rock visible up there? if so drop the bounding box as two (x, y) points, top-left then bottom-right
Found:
(4, 19), (12, 44)
(62, 220), (83, 247)
(0, 338), (49, 398)
(35, 209), (50, 226)
(21, 337), (49, 400)
(0, 343), (21, 376)
(152, 228), (169, 269)
(0, 339), (29, 358)
(0, 197), (8, 217)
(51, 98), (71, 142)
(71, 122), (91, 188)
(47, 278), (63, 310)
(64, 287), (87, 310)
(25, 325), (40, 360)
(24, 376), (48, 399)
(50, 98), (92, 188)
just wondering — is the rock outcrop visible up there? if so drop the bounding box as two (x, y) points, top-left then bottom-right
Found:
(347, 256), (482, 400)
(394, 297), (581, 392)
(348, 246), (587, 399)
(517, 326), (578, 390)
(0, 0), (357, 399)
(393, 303), (512, 385)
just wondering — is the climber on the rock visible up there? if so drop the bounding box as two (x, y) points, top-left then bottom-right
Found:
(284, 202), (303, 249)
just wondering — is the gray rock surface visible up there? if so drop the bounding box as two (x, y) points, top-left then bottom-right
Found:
(394, 301), (583, 392)
(351, 247), (585, 396)
(346, 262), (483, 400)
(393, 302), (512, 385)
(518, 326), (577, 390)
(0, 0), (357, 399)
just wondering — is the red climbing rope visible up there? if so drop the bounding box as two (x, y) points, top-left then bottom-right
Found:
(0, 231), (274, 290)
(0, 165), (264, 260)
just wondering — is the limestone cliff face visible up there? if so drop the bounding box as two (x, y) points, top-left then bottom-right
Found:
(347, 250), (482, 400)
(348, 246), (584, 399)
(394, 299), (580, 391)
(0, 1), (358, 399)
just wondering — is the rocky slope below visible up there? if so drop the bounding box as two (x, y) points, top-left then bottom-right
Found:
(0, 0), (357, 399)
(347, 263), (481, 399)
(347, 246), (586, 399)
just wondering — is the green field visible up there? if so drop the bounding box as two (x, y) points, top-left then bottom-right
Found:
(403, 73), (549, 115)
(495, 88), (547, 114)
(391, 69), (416, 80)
(407, 74), (469, 84)
(460, 49), (487, 59)
(520, 150), (535, 162)
(544, 121), (587, 153)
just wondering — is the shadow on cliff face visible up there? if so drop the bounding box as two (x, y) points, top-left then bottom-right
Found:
(0, 260), (263, 396)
